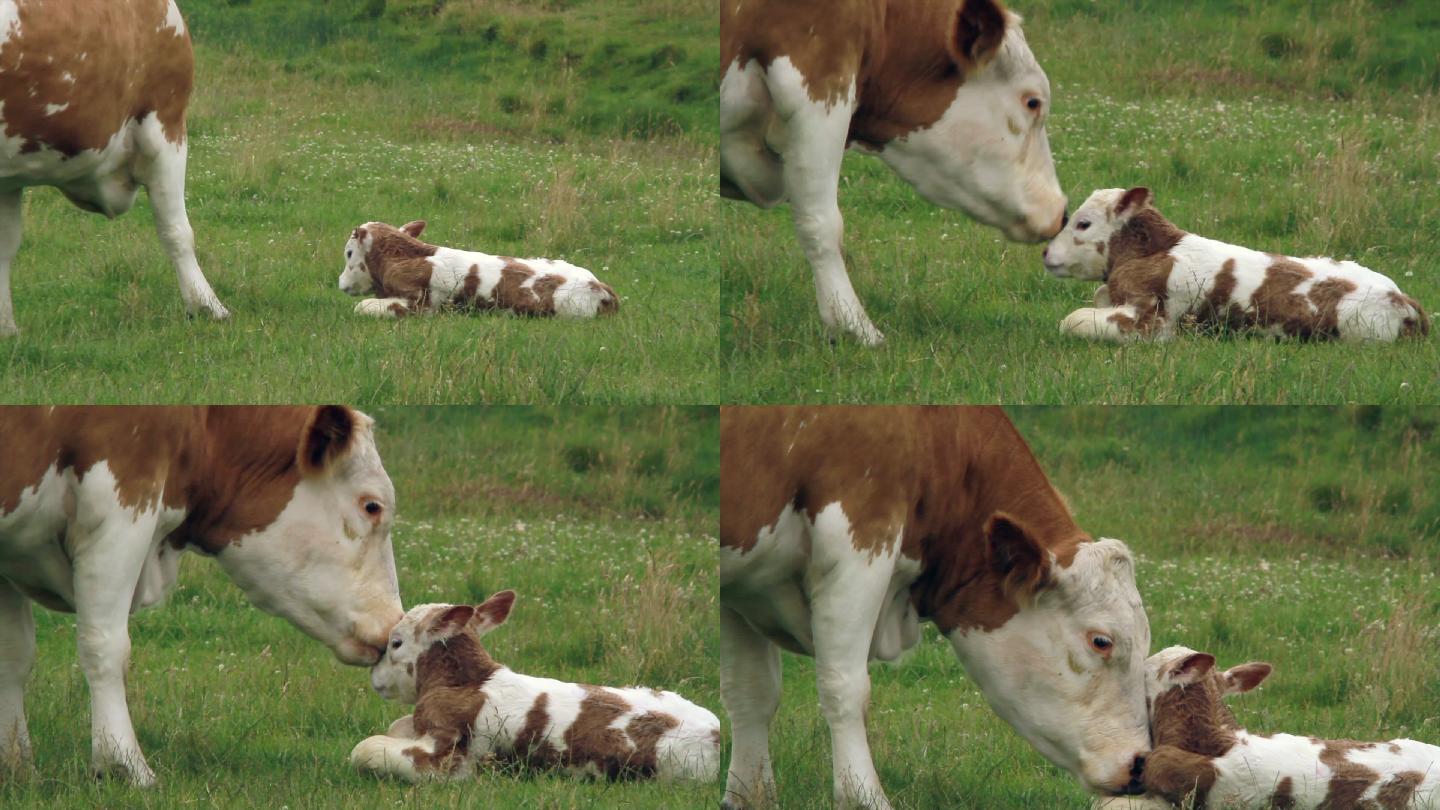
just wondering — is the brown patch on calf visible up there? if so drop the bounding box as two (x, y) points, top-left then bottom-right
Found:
(1376, 770), (1424, 809)
(1150, 672), (1240, 758)
(590, 281), (620, 315)
(455, 265), (481, 308)
(1142, 744), (1220, 808)
(407, 631), (501, 775)
(362, 223), (439, 310)
(0, 0), (194, 156)
(1105, 208), (1186, 269)
(624, 712), (680, 777)
(508, 692), (561, 768)
(564, 687), (639, 778)
(475, 259), (550, 316)
(1306, 277), (1357, 338)
(1314, 739), (1382, 809)
(1197, 258), (1255, 331)
(1104, 254), (1175, 335)
(1270, 776), (1297, 809)
(1251, 257), (1318, 337)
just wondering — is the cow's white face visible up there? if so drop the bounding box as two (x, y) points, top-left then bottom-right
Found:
(949, 538), (1151, 796)
(338, 227), (374, 296)
(876, 16), (1066, 243)
(214, 409), (403, 666)
(1042, 188), (1150, 280)
(370, 592), (515, 703)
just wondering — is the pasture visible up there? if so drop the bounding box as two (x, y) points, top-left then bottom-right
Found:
(722, 0), (1440, 403)
(0, 0), (716, 404)
(0, 406), (720, 808)
(739, 407), (1440, 808)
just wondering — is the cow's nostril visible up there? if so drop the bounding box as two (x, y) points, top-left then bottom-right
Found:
(1061, 210), (1070, 228)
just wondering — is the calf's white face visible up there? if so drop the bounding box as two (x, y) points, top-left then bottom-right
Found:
(949, 536), (1152, 795)
(338, 228), (375, 295)
(370, 591), (516, 703)
(878, 15), (1066, 243)
(214, 409), (403, 666)
(1042, 187), (1150, 280)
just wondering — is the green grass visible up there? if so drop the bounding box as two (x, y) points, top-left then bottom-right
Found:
(0, 407), (719, 808)
(0, 0), (717, 404)
(746, 407), (1440, 808)
(722, 0), (1440, 403)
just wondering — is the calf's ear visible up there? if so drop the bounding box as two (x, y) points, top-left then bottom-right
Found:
(949, 0), (1008, 74)
(431, 604), (477, 637)
(472, 590), (516, 635)
(1167, 652), (1216, 685)
(298, 406), (356, 476)
(1114, 187), (1153, 220)
(1222, 662), (1272, 694)
(985, 512), (1053, 598)
(401, 220), (426, 238)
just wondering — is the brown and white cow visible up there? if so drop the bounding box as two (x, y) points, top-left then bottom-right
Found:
(0, 406), (404, 785)
(720, 0), (1067, 345)
(0, 0), (227, 336)
(720, 407), (1151, 809)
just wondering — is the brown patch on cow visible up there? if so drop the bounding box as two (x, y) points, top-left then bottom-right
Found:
(1142, 744), (1220, 808)
(1386, 291), (1430, 338)
(720, 407), (1091, 637)
(0, 0), (194, 156)
(1314, 739), (1382, 809)
(1376, 770), (1424, 809)
(361, 222), (439, 310)
(590, 280), (620, 315)
(1306, 277), (1357, 338)
(722, 0), (1012, 146)
(1270, 776), (1297, 809)
(624, 711), (680, 776)
(1250, 257), (1318, 337)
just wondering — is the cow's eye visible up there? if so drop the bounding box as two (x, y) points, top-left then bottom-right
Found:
(1026, 97), (1041, 111)
(1090, 634), (1114, 655)
(1075, 220), (1091, 232)
(364, 501), (382, 516)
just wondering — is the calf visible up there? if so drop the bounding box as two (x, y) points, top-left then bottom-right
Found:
(1140, 646), (1440, 809)
(337, 220), (619, 319)
(1043, 188), (1428, 342)
(350, 591), (721, 783)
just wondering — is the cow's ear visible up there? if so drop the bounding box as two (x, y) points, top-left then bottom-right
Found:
(1222, 662), (1272, 694)
(431, 604), (476, 637)
(471, 590), (515, 635)
(400, 220), (426, 238)
(298, 406), (356, 475)
(950, 0), (1008, 73)
(985, 512), (1052, 597)
(1168, 652), (1216, 686)
(1114, 187), (1153, 221)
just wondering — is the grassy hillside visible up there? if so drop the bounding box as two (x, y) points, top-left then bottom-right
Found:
(0, 407), (719, 808)
(722, 0), (1440, 403)
(738, 406), (1440, 808)
(0, 0), (716, 404)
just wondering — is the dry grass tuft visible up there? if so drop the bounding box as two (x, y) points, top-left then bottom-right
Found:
(1353, 591), (1440, 726)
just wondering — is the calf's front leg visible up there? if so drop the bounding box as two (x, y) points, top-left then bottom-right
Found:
(354, 297), (416, 318)
(351, 733), (469, 782)
(1060, 303), (1173, 342)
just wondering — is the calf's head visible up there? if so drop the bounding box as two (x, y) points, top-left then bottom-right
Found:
(212, 406), (404, 666)
(867, 0), (1066, 242)
(1144, 646), (1271, 750)
(947, 516), (1152, 795)
(338, 220), (428, 295)
(370, 590), (516, 703)
(1042, 187), (1156, 280)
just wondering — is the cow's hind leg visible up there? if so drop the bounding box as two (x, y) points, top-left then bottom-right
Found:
(720, 605), (781, 809)
(134, 119), (229, 322)
(0, 189), (23, 336)
(0, 581), (36, 770)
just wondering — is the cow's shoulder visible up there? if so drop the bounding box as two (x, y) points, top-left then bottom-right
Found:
(722, 0), (883, 109)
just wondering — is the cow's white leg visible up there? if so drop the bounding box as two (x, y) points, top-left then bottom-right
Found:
(720, 605), (781, 809)
(719, 59), (785, 207)
(71, 502), (162, 786)
(0, 581), (36, 768)
(0, 189), (23, 337)
(354, 297), (413, 318)
(808, 505), (895, 810)
(135, 126), (229, 322)
(767, 65), (883, 346)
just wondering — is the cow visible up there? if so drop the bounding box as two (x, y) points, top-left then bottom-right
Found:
(352, 591), (722, 783)
(0, 0), (228, 336)
(720, 406), (1151, 809)
(720, 0), (1067, 346)
(0, 406), (404, 786)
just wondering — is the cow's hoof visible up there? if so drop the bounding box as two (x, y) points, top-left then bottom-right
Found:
(0, 325), (17, 338)
(91, 758), (157, 788)
(186, 298), (231, 322)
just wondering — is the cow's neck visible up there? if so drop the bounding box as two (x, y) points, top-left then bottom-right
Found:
(851, 0), (963, 148)
(908, 413), (1089, 634)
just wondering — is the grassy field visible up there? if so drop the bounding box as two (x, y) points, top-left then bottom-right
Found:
(0, 407), (720, 808)
(741, 407), (1440, 808)
(722, 0), (1440, 403)
(0, 0), (717, 404)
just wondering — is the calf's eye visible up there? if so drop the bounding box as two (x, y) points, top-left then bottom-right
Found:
(1075, 220), (1091, 232)
(391, 639), (402, 650)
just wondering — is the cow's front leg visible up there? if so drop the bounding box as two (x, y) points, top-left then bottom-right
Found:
(0, 189), (23, 337)
(135, 122), (229, 322)
(772, 79), (883, 346)
(809, 510), (897, 809)
(0, 580), (36, 769)
(354, 297), (415, 318)
(720, 605), (781, 809)
(72, 507), (163, 786)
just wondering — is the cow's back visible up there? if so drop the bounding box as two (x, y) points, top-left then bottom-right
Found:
(721, 0), (880, 108)
(0, 0), (193, 163)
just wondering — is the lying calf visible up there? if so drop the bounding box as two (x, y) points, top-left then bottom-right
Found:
(350, 590), (721, 782)
(1043, 188), (1428, 342)
(338, 220), (619, 318)
(1140, 645), (1440, 809)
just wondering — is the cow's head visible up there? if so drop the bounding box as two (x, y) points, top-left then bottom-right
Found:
(1042, 187), (1151, 280)
(338, 220), (426, 295)
(212, 407), (404, 666)
(946, 515), (1151, 796)
(864, 0), (1066, 242)
(369, 591), (515, 703)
